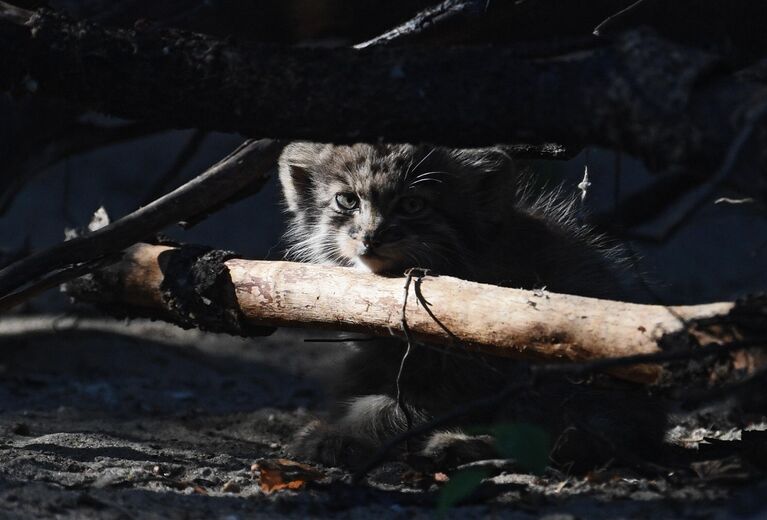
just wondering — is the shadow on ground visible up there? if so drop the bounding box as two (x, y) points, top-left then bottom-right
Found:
(0, 318), (765, 519)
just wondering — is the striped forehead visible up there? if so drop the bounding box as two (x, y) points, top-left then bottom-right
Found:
(337, 160), (406, 200)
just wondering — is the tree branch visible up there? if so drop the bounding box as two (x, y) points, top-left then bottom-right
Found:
(354, 0), (486, 48)
(65, 242), (749, 385)
(0, 0), (31, 24)
(0, 139), (283, 301)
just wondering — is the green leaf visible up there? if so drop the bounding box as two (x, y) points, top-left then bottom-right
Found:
(491, 423), (551, 474)
(436, 468), (489, 517)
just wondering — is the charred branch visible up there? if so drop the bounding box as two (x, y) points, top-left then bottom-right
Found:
(1, 4), (767, 201)
(0, 139), (283, 300)
(355, 0), (488, 48)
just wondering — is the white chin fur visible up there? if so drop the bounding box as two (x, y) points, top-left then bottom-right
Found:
(353, 258), (374, 272)
(354, 255), (392, 274)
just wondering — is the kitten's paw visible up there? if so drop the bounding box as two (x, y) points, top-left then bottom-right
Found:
(421, 431), (497, 468)
(289, 420), (376, 469)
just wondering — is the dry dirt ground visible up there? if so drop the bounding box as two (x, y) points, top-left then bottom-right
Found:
(0, 315), (765, 519)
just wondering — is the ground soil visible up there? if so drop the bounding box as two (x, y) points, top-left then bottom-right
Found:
(0, 316), (764, 519)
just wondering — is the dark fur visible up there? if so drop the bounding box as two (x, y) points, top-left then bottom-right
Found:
(278, 143), (664, 470)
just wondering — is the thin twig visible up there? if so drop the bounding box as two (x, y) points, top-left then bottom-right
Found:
(354, 0), (485, 49)
(0, 256), (116, 312)
(629, 101), (767, 242)
(411, 270), (506, 378)
(412, 270), (458, 342)
(303, 337), (382, 343)
(396, 269), (421, 435)
(593, 0), (648, 36)
(0, 0), (32, 24)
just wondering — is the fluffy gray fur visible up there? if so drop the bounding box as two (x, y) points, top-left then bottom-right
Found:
(279, 142), (621, 296)
(278, 142), (662, 470)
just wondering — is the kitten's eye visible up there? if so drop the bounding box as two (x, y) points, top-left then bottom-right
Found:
(399, 196), (426, 215)
(335, 192), (359, 211)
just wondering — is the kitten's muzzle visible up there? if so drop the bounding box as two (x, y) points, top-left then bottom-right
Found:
(358, 242), (385, 258)
(361, 227), (404, 249)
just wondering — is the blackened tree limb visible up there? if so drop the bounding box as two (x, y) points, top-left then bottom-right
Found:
(594, 0), (767, 65)
(354, 0), (607, 56)
(2, 5), (767, 194)
(0, 0), (30, 24)
(357, 0), (640, 49)
(354, 0), (486, 48)
(0, 257), (112, 312)
(0, 4), (595, 153)
(503, 143), (579, 161)
(0, 139), (283, 301)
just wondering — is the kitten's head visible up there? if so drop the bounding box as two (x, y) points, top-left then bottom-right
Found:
(278, 143), (513, 276)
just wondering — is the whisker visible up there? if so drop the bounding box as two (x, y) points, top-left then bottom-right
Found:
(409, 178), (444, 188)
(404, 155), (416, 180)
(407, 148), (436, 180)
(413, 170), (448, 180)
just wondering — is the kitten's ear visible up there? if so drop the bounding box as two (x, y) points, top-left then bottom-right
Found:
(445, 147), (517, 205)
(278, 142), (323, 213)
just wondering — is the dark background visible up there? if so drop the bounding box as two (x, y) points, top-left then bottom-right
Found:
(2, 1), (767, 518)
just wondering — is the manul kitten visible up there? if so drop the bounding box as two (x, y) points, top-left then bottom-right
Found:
(278, 142), (663, 470)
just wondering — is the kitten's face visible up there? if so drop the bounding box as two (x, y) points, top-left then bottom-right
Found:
(278, 143), (509, 276)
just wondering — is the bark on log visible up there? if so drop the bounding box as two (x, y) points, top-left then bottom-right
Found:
(66, 243), (741, 385)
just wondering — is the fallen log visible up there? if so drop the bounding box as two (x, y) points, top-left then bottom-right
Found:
(66, 243), (748, 384)
(3, 0), (767, 200)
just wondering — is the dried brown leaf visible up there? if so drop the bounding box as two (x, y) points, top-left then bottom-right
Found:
(252, 458), (323, 493)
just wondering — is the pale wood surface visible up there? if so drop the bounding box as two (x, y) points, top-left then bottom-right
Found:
(83, 244), (735, 384)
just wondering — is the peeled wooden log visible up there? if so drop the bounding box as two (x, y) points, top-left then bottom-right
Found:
(67, 243), (738, 384)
